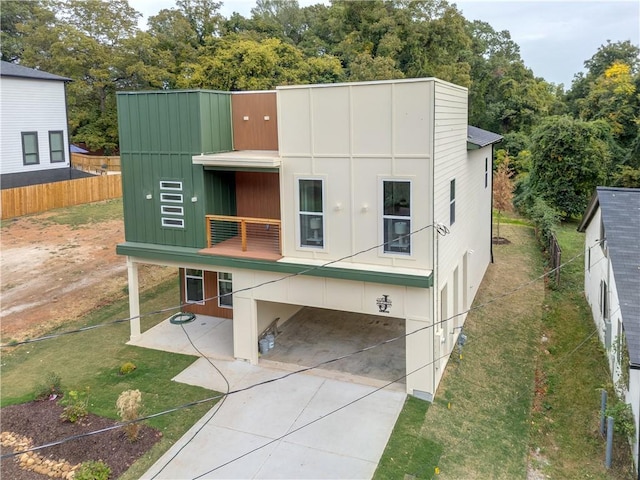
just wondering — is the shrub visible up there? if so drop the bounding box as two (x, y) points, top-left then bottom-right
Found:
(119, 362), (137, 375)
(529, 197), (560, 247)
(74, 460), (111, 480)
(606, 401), (636, 440)
(116, 389), (142, 441)
(34, 371), (63, 400)
(60, 388), (89, 423)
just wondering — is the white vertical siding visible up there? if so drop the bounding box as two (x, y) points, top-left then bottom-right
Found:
(0, 77), (70, 174)
(432, 81), (490, 353)
(277, 80), (435, 271)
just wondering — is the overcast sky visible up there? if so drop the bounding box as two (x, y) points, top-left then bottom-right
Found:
(130, 0), (640, 88)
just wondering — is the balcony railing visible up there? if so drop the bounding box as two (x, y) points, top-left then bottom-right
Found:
(205, 215), (282, 258)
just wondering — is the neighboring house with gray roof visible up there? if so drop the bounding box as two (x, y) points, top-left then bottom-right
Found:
(0, 61), (91, 189)
(578, 186), (640, 469)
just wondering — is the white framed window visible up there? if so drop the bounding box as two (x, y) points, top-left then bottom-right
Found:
(484, 157), (488, 188)
(160, 180), (183, 190)
(600, 280), (609, 320)
(185, 269), (204, 305)
(160, 192), (183, 203)
(298, 178), (324, 248)
(382, 180), (411, 254)
(449, 179), (456, 226)
(21, 132), (39, 165)
(161, 205), (184, 216)
(218, 272), (233, 308)
(49, 131), (65, 163)
(162, 217), (185, 228)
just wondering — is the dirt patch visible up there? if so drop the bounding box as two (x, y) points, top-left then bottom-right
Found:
(0, 399), (161, 479)
(0, 212), (173, 342)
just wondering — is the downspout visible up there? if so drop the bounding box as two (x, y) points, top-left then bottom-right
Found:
(63, 79), (72, 179)
(490, 145), (495, 263)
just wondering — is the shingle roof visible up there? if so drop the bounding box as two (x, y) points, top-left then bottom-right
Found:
(0, 61), (71, 82)
(582, 187), (640, 366)
(467, 125), (503, 148)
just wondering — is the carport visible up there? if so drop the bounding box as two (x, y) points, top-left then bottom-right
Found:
(258, 306), (406, 386)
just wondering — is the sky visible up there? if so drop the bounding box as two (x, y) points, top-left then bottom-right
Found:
(129, 0), (640, 87)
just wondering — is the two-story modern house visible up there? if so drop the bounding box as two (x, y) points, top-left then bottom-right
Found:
(116, 78), (501, 400)
(0, 61), (76, 188)
(578, 186), (640, 468)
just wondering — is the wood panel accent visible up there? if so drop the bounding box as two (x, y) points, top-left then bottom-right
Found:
(235, 172), (280, 219)
(231, 92), (278, 151)
(180, 269), (234, 319)
(1, 174), (122, 219)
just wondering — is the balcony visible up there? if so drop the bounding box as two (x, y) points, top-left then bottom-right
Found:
(201, 215), (282, 261)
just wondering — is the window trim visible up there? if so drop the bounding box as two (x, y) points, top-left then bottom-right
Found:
(297, 177), (325, 249)
(217, 272), (233, 309)
(382, 179), (412, 255)
(21, 131), (40, 165)
(160, 192), (183, 203)
(484, 157), (488, 189)
(48, 130), (65, 163)
(161, 205), (184, 216)
(161, 217), (185, 228)
(160, 180), (183, 191)
(449, 178), (456, 226)
(184, 269), (204, 305)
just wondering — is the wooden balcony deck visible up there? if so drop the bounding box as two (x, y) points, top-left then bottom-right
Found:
(201, 215), (282, 261)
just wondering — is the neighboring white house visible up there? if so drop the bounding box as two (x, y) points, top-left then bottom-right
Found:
(117, 78), (502, 400)
(578, 186), (640, 468)
(0, 61), (74, 188)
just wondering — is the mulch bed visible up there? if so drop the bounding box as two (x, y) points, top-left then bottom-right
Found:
(1, 399), (162, 479)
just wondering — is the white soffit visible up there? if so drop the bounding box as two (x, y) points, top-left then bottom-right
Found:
(193, 150), (281, 168)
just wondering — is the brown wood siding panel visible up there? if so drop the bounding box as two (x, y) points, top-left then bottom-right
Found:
(235, 172), (280, 219)
(180, 269), (233, 319)
(231, 93), (278, 150)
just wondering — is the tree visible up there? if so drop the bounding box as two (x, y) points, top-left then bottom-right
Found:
(528, 116), (612, 218)
(493, 155), (514, 241)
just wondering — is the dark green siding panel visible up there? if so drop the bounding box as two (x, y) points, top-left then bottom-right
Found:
(117, 90), (234, 248)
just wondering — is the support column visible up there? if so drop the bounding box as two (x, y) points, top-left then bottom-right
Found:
(127, 257), (141, 341)
(405, 317), (434, 401)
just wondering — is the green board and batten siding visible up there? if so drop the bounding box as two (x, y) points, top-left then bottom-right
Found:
(117, 91), (232, 248)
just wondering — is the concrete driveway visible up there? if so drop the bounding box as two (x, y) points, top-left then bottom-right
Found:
(132, 317), (406, 479)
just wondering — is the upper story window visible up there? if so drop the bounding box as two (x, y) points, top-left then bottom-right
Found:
(49, 131), (65, 163)
(298, 179), (324, 248)
(383, 180), (411, 254)
(484, 158), (488, 188)
(160, 180), (185, 229)
(450, 179), (456, 226)
(21, 132), (39, 165)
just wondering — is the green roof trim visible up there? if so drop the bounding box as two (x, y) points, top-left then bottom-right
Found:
(116, 242), (432, 288)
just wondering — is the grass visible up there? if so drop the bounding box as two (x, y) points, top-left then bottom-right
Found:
(0, 262), (218, 479)
(375, 224), (544, 479)
(529, 221), (634, 478)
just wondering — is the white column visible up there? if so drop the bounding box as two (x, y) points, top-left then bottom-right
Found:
(405, 317), (434, 400)
(127, 257), (141, 341)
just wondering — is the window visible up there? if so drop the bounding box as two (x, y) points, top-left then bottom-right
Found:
(160, 180), (185, 229)
(298, 179), (324, 248)
(218, 272), (233, 308)
(185, 269), (204, 305)
(449, 179), (456, 226)
(21, 132), (39, 165)
(383, 180), (411, 254)
(49, 131), (65, 163)
(599, 280), (609, 320)
(587, 247), (591, 272)
(484, 157), (488, 188)
(600, 218), (607, 257)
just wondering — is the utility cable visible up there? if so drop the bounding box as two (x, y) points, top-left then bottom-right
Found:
(1, 222), (446, 348)
(1, 239), (604, 460)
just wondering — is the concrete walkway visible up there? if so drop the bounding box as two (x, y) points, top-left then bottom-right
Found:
(131, 317), (406, 479)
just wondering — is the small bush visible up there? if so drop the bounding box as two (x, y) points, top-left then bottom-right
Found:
(116, 389), (142, 441)
(119, 362), (137, 375)
(60, 388), (89, 423)
(74, 460), (111, 480)
(529, 197), (560, 246)
(34, 371), (63, 400)
(606, 401), (636, 440)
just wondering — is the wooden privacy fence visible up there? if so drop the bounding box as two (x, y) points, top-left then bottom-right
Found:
(71, 153), (121, 174)
(1, 175), (122, 219)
